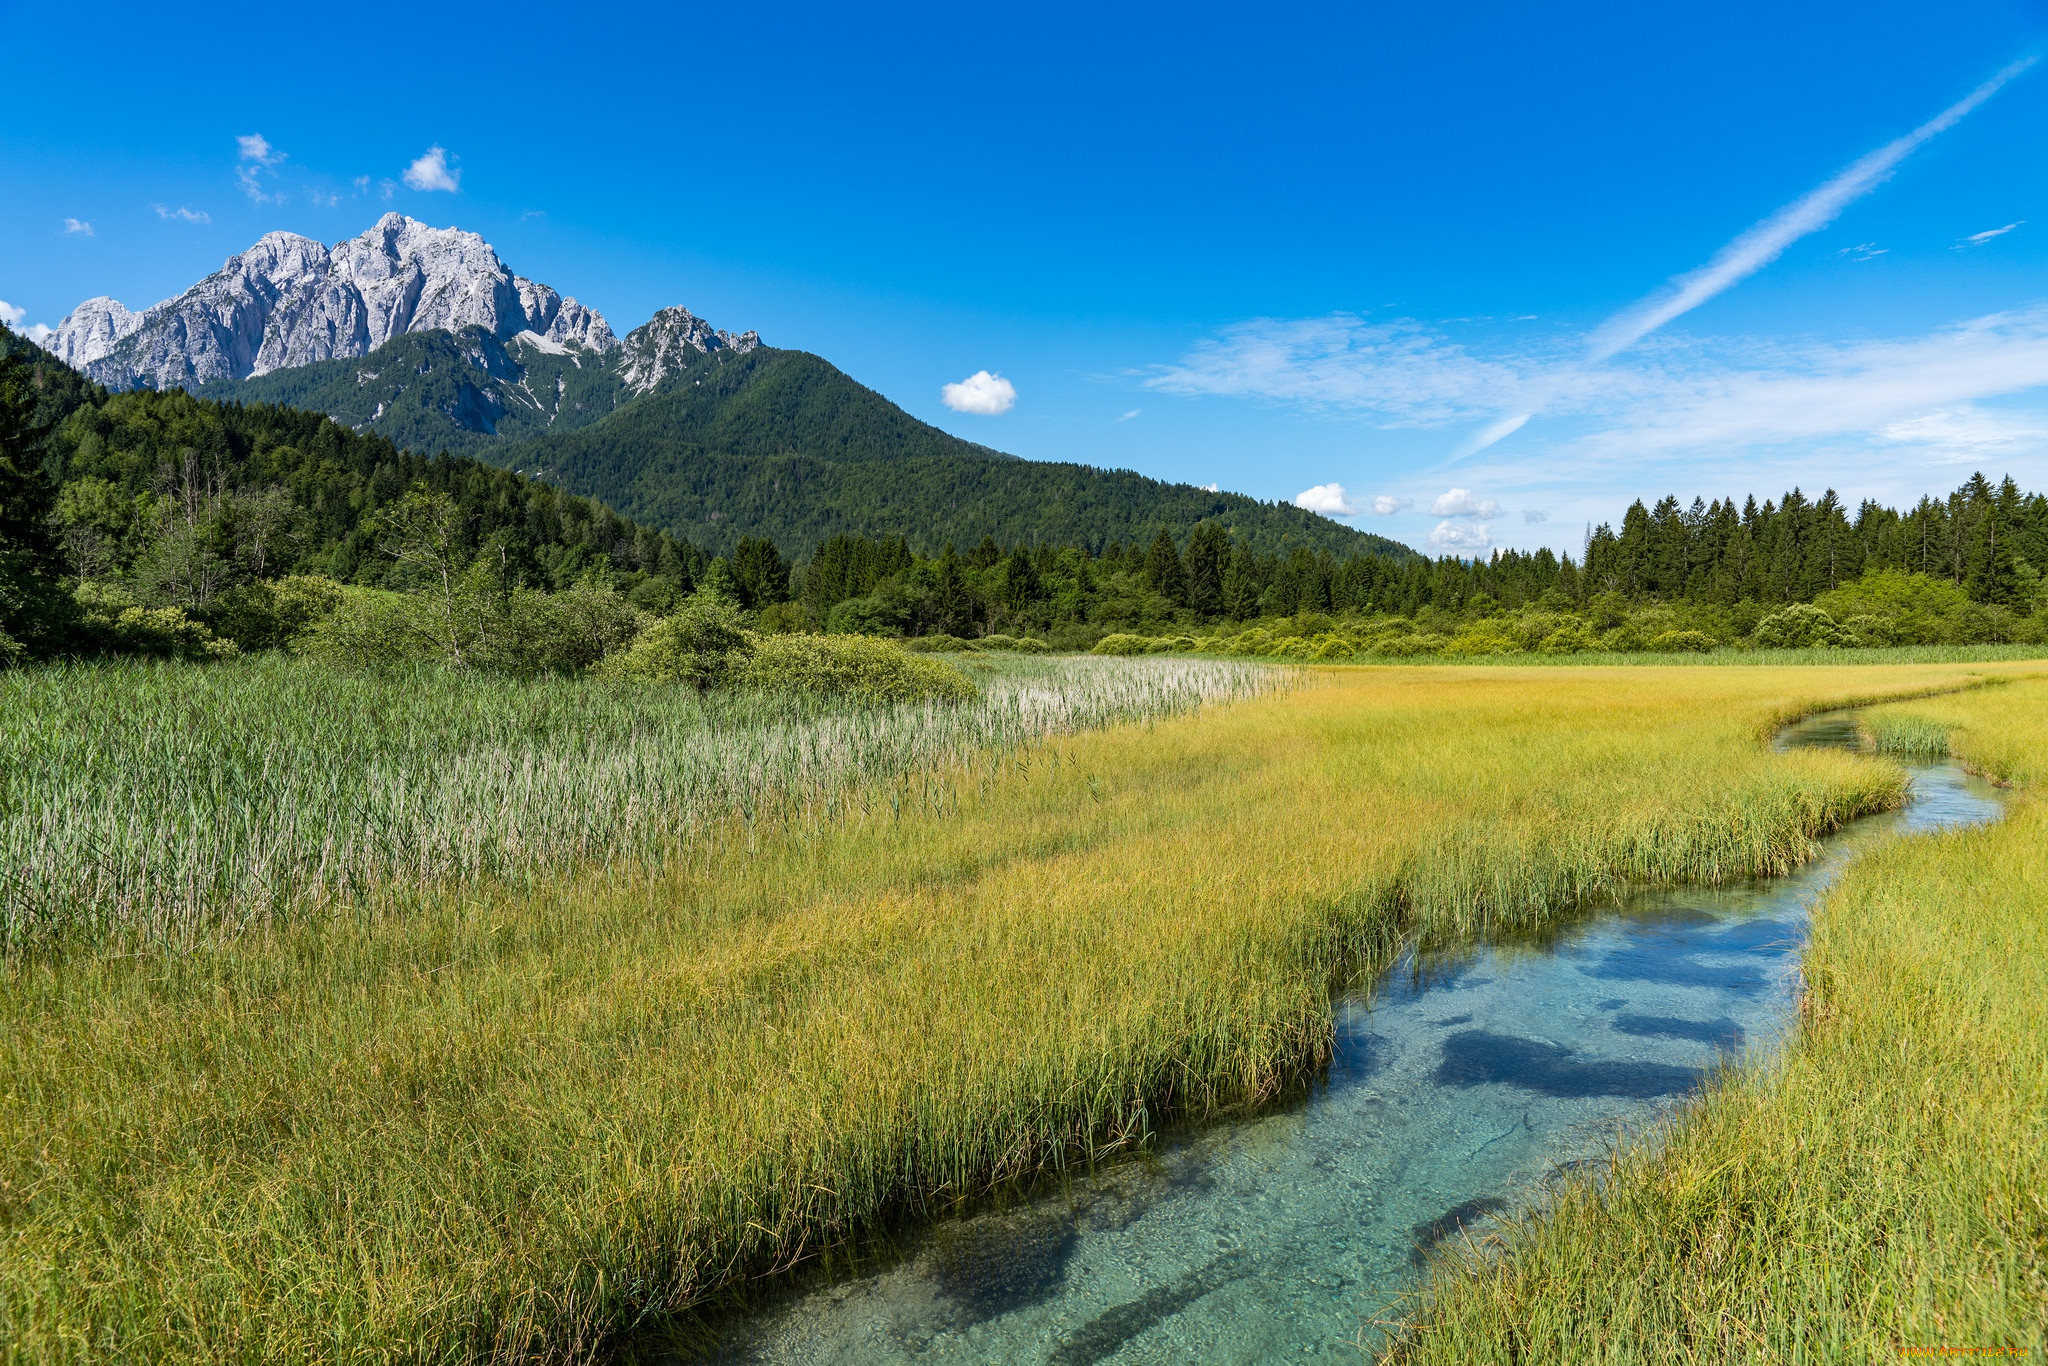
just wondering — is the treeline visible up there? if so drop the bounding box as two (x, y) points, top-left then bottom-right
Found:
(737, 475), (2048, 645)
(0, 326), (708, 658)
(5, 320), (2047, 667)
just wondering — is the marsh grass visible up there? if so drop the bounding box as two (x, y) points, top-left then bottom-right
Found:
(1394, 677), (2048, 1364)
(0, 662), (2035, 1361)
(1341, 643), (2048, 668)
(0, 653), (1279, 946)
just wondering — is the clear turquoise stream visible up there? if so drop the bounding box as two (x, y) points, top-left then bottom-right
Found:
(666, 716), (2004, 1365)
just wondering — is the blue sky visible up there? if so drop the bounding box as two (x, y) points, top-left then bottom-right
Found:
(4, 0), (2047, 557)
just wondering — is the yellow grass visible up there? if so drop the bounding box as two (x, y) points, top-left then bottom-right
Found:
(1395, 674), (2048, 1363)
(0, 662), (2032, 1360)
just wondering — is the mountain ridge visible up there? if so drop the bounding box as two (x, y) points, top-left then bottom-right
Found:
(53, 217), (1418, 562)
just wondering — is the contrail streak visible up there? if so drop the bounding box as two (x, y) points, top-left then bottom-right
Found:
(1587, 55), (2036, 362)
(1450, 55), (2036, 462)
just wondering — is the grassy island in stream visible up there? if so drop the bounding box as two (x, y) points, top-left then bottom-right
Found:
(1395, 675), (2048, 1364)
(0, 660), (2038, 1360)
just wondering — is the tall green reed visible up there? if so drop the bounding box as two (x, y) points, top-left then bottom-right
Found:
(0, 653), (1283, 945)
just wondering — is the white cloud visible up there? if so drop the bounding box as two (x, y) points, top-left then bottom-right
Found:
(1959, 221), (2024, 247)
(941, 370), (1016, 415)
(1202, 481), (1220, 492)
(62, 218), (92, 236)
(354, 176), (372, 194)
(236, 134), (288, 203)
(402, 145), (461, 193)
(1371, 494), (1411, 514)
(0, 301), (22, 326)
(1293, 482), (1358, 516)
(1148, 314), (1542, 423)
(1117, 408), (1141, 422)
(1838, 242), (1887, 261)
(1431, 488), (1500, 518)
(236, 133), (284, 168)
(1522, 509), (1548, 524)
(1429, 521), (1493, 552)
(1586, 56), (2035, 363)
(378, 178), (397, 201)
(152, 204), (210, 224)
(308, 190), (339, 209)
(1151, 300), (2048, 499)
(25, 324), (53, 344)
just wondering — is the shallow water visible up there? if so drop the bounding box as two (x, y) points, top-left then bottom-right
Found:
(672, 716), (2005, 1365)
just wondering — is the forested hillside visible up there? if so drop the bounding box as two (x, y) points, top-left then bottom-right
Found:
(205, 325), (1415, 561)
(5, 322), (2045, 665)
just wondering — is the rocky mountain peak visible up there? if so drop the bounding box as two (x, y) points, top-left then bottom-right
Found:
(47, 215), (620, 391)
(619, 306), (762, 394)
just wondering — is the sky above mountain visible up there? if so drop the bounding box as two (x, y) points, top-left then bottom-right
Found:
(4, 0), (2047, 556)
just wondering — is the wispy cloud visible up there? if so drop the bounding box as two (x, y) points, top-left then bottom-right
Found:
(1837, 242), (1887, 261)
(1117, 408), (1141, 422)
(152, 204), (211, 224)
(1587, 56), (2035, 363)
(1435, 55), (2038, 463)
(236, 134), (284, 168)
(62, 218), (93, 237)
(1371, 494), (1412, 514)
(1522, 509), (1548, 525)
(941, 370), (1017, 414)
(236, 133), (287, 203)
(1293, 482), (1358, 516)
(402, 146), (461, 193)
(1958, 221), (2024, 247)
(1149, 315), (1544, 422)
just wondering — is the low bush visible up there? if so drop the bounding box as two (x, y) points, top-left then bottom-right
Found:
(1753, 603), (1853, 649)
(1650, 629), (1717, 653)
(1091, 633), (1151, 656)
(598, 594), (753, 689)
(736, 633), (976, 704)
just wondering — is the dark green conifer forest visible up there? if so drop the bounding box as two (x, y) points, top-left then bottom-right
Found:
(3, 322), (2044, 664)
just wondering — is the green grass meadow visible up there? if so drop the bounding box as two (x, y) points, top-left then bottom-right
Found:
(1394, 677), (2048, 1364)
(0, 657), (2041, 1360)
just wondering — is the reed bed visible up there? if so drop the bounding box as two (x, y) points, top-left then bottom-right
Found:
(0, 653), (1279, 945)
(1395, 676), (2048, 1364)
(0, 661), (2032, 1361)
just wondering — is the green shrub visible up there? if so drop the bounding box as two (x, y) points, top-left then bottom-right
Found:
(209, 575), (348, 652)
(1538, 622), (1600, 655)
(597, 594), (754, 689)
(1754, 603), (1853, 649)
(904, 634), (973, 653)
(1650, 629), (1717, 653)
(1146, 635), (1198, 654)
(291, 587), (440, 668)
(977, 634), (1021, 651)
(1311, 635), (1356, 661)
(737, 634), (976, 704)
(1091, 633), (1151, 656)
(74, 582), (239, 661)
(1013, 637), (1052, 654)
(95, 606), (239, 661)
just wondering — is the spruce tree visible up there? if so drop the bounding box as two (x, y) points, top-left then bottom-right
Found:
(0, 350), (67, 656)
(1142, 528), (1187, 605)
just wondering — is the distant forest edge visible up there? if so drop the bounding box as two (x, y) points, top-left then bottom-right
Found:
(202, 326), (1409, 561)
(2, 323), (2045, 665)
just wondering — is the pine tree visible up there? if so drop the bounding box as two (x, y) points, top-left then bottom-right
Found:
(0, 350), (69, 656)
(1142, 527), (1187, 605)
(1184, 521), (1229, 615)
